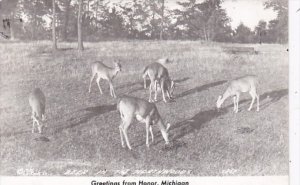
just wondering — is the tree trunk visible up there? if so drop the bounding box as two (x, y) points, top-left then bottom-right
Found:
(62, 0), (71, 41)
(52, 0), (57, 50)
(159, 0), (164, 40)
(203, 26), (207, 41)
(95, 0), (99, 28)
(151, 6), (155, 39)
(9, 19), (15, 40)
(32, 0), (37, 40)
(78, 0), (84, 51)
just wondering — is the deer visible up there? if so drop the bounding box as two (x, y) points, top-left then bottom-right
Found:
(216, 75), (260, 113)
(143, 58), (171, 88)
(117, 95), (171, 150)
(88, 61), (122, 98)
(142, 62), (175, 103)
(29, 88), (46, 133)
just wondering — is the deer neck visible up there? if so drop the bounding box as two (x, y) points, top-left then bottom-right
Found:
(220, 90), (231, 105)
(110, 68), (119, 79)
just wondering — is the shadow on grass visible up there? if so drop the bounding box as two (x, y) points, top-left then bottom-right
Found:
(171, 108), (228, 141)
(0, 130), (29, 138)
(176, 80), (227, 98)
(34, 135), (50, 142)
(259, 88), (288, 110)
(58, 47), (73, 51)
(53, 104), (116, 133)
(117, 81), (143, 90)
(168, 88), (288, 145)
(174, 77), (190, 83)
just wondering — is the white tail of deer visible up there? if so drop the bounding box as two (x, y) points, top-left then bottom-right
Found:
(117, 95), (171, 150)
(216, 75), (259, 113)
(88, 61), (122, 98)
(29, 88), (46, 133)
(142, 62), (175, 103)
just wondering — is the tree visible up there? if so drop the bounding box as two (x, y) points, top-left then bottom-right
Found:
(52, 0), (57, 50)
(144, 0), (160, 39)
(264, 0), (288, 43)
(233, 23), (255, 43)
(20, 0), (53, 40)
(174, 0), (232, 41)
(254, 20), (267, 44)
(78, 0), (84, 51)
(61, 0), (72, 41)
(101, 7), (126, 39)
(119, 0), (149, 39)
(0, 0), (23, 40)
(159, 0), (165, 40)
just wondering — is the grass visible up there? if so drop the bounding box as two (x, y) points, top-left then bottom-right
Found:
(0, 40), (288, 176)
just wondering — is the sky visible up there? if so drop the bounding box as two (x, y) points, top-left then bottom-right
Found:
(221, 0), (277, 29)
(114, 0), (278, 30)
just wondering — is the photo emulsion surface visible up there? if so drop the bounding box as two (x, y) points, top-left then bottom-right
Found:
(0, 0), (288, 178)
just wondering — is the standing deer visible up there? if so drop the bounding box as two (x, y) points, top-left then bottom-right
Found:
(118, 95), (171, 150)
(216, 75), (260, 113)
(29, 88), (46, 133)
(88, 61), (122, 98)
(142, 62), (175, 103)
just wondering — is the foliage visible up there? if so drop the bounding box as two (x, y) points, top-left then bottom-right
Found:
(0, 0), (288, 43)
(233, 23), (255, 43)
(264, 0), (288, 43)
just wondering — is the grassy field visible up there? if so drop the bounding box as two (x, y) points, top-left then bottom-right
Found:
(0, 41), (288, 176)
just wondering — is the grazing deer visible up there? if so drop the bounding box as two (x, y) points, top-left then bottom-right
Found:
(88, 61), (122, 98)
(143, 58), (171, 88)
(117, 95), (171, 150)
(216, 75), (260, 113)
(142, 62), (175, 103)
(29, 88), (46, 133)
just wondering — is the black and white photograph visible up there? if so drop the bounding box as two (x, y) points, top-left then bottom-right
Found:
(0, 0), (297, 184)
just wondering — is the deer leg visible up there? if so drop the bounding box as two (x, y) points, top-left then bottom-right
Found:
(31, 112), (36, 133)
(146, 121), (150, 147)
(233, 96), (237, 112)
(161, 82), (167, 103)
(256, 93), (260, 112)
(248, 90), (256, 111)
(110, 82), (117, 98)
(96, 76), (103, 94)
(235, 93), (240, 113)
(119, 124), (125, 148)
(143, 75), (147, 89)
(166, 89), (172, 100)
(154, 80), (158, 102)
(89, 72), (96, 93)
(112, 86), (117, 98)
(120, 115), (133, 150)
(32, 112), (40, 133)
(148, 81), (154, 102)
(35, 118), (42, 134)
(149, 125), (154, 143)
(42, 114), (48, 128)
(42, 114), (46, 121)
(122, 125), (132, 150)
